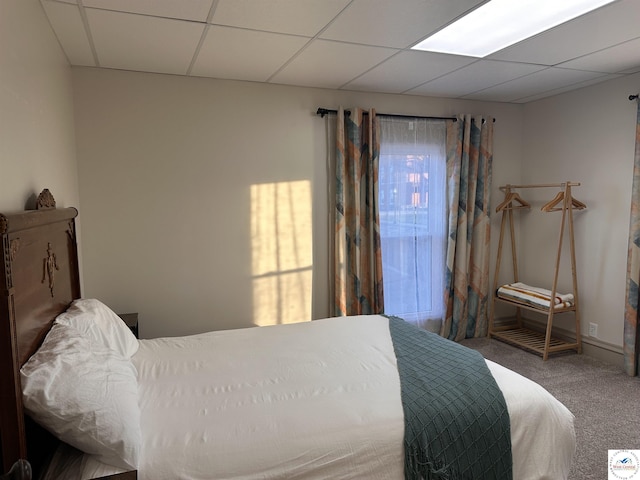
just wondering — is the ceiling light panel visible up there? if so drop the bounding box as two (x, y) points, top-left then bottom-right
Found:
(412, 0), (617, 57)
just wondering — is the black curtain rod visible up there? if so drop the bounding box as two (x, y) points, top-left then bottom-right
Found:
(316, 107), (457, 122)
(630, 94), (639, 101)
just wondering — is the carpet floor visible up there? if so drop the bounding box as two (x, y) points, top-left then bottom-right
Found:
(460, 337), (640, 480)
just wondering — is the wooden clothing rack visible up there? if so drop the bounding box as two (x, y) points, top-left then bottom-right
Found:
(488, 182), (585, 360)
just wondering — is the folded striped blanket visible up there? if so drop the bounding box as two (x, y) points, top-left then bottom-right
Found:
(497, 282), (574, 310)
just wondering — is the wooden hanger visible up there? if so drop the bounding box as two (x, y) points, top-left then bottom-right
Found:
(541, 191), (587, 212)
(572, 196), (587, 210)
(495, 191), (531, 212)
(541, 191), (564, 212)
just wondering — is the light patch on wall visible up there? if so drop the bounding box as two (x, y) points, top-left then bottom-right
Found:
(251, 180), (312, 326)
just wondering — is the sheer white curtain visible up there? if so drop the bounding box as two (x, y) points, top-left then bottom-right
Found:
(379, 117), (447, 331)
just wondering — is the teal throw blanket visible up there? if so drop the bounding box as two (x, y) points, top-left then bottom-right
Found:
(387, 316), (512, 480)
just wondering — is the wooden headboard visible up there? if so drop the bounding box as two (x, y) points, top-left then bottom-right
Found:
(0, 190), (80, 473)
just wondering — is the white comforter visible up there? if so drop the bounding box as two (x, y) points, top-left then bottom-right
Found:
(82, 315), (575, 479)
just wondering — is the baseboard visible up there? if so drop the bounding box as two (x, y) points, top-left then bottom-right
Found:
(579, 339), (625, 368)
(493, 316), (624, 368)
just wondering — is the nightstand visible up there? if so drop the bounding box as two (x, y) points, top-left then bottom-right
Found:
(92, 471), (137, 479)
(118, 313), (139, 339)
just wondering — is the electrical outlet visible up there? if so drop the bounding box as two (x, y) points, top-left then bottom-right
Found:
(589, 322), (598, 338)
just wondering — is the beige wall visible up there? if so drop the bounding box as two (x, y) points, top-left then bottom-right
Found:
(5, 0), (635, 354)
(72, 67), (524, 339)
(0, 0), (79, 211)
(521, 73), (640, 352)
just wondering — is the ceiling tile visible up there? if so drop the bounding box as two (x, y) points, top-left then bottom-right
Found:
(513, 74), (623, 103)
(82, 0), (214, 22)
(620, 65), (640, 75)
(191, 27), (308, 82)
(409, 60), (547, 98)
(464, 67), (607, 103)
(558, 37), (640, 74)
(488, 0), (640, 66)
(345, 50), (476, 94)
(87, 9), (204, 75)
(211, 0), (350, 37)
(41, 0), (94, 66)
(38, 0), (640, 104)
(271, 40), (397, 89)
(320, 0), (486, 48)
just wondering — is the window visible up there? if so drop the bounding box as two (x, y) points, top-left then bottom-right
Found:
(379, 117), (447, 331)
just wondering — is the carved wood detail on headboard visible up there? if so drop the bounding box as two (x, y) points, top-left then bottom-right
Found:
(35, 189), (56, 210)
(41, 243), (60, 298)
(0, 190), (80, 474)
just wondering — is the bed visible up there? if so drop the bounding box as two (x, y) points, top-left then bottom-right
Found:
(0, 191), (576, 480)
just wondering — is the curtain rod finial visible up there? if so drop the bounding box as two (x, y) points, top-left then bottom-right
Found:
(630, 94), (639, 101)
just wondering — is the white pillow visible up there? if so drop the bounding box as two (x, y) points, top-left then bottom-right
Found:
(21, 323), (141, 470)
(55, 298), (138, 358)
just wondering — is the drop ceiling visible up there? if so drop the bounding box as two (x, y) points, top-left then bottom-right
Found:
(41, 0), (640, 104)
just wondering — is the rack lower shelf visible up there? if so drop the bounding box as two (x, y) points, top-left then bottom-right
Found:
(490, 327), (581, 357)
(494, 295), (576, 314)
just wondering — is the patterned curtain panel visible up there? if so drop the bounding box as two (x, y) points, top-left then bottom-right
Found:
(441, 114), (494, 341)
(624, 100), (640, 377)
(334, 107), (384, 316)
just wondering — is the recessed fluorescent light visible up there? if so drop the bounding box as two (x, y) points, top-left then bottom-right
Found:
(411, 0), (616, 57)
